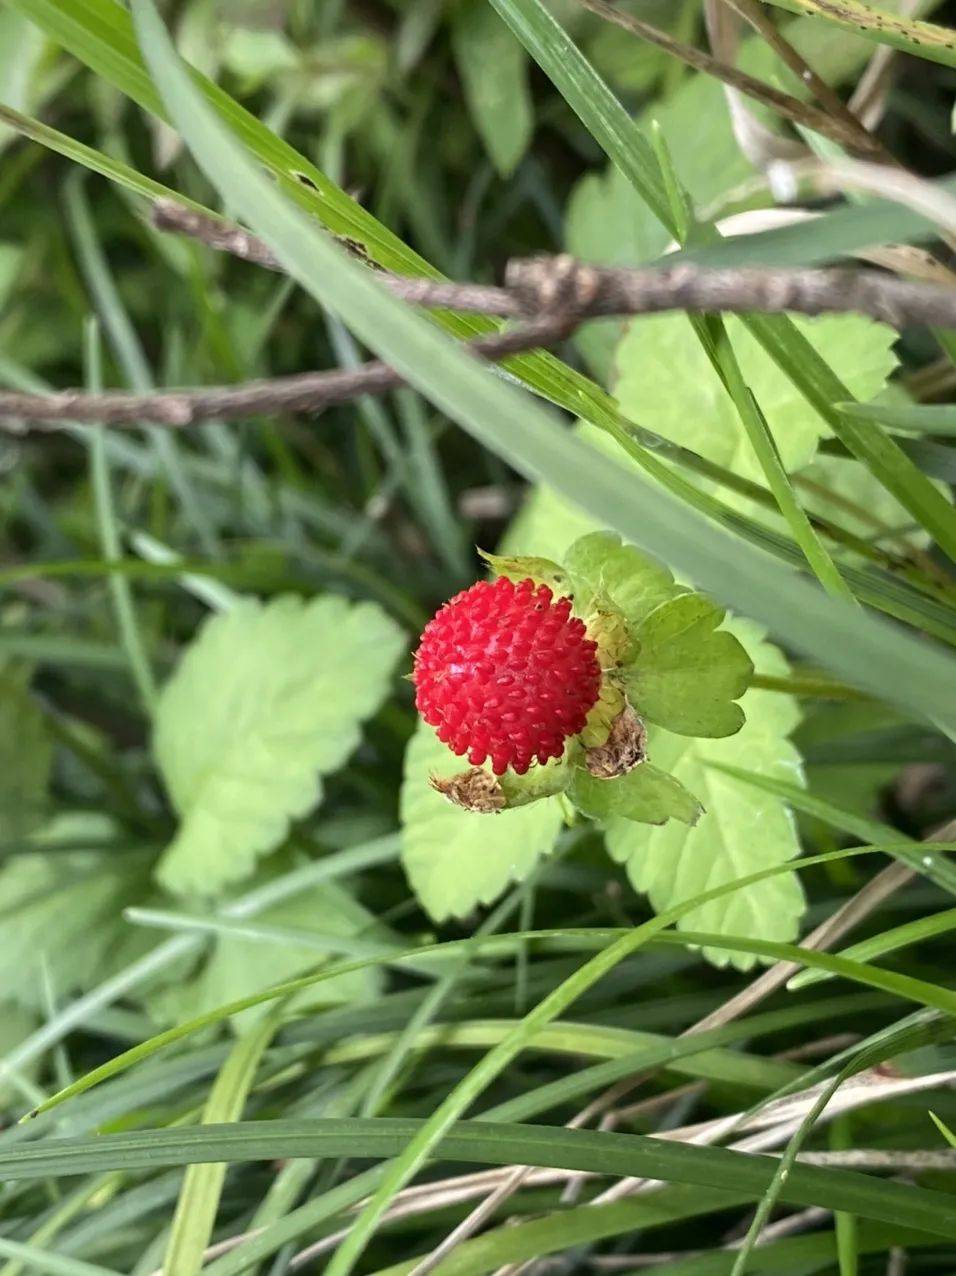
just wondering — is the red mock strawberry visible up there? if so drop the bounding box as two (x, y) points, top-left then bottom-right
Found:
(412, 577), (601, 775)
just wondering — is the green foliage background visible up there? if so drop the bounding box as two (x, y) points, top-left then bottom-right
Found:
(0, 0), (954, 1273)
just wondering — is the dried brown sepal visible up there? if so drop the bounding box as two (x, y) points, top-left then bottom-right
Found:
(584, 705), (647, 779)
(429, 768), (506, 814)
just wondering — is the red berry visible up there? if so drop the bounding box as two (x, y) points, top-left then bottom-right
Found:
(412, 577), (601, 775)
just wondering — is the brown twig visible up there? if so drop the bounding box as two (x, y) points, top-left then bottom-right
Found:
(714, 0), (884, 154)
(573, 0), (885, 160)
(0, 318), (567, 429)
(6, 234), (956, 429)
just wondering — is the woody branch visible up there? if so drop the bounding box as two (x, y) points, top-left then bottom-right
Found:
(1, 198), (954, 430)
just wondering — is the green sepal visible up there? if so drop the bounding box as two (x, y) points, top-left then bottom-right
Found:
(499, 748), (577, 807)
(478, 548), (570, 593)
(569, 763), (703, 828)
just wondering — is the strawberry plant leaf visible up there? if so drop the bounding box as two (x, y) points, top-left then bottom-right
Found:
(451, 0), (534, 177)
(614, 313), (899, 502)
(570, 763), (702, 827)
(400, 722), (563, 921)
(625, 594), (753, 739)
(154, 595), (405, 897)
(607, 620), (806, 970)
(564, 531), (679, 625)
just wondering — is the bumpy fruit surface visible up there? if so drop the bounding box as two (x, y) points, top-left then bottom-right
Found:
(413, 577), (601, 775)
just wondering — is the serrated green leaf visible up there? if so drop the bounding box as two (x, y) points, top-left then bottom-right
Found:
(606, 621), (806, 970)
(154, 595), (405, 897)
(564, 531), (679, 625)
(615, 313), (898, 499)
(149, 879), (384, 1029)
(570, 764), (702, 827)
(400, 723), (563, 921)
(451, 1), (534, 176)
(0, 665), (52, 841)
(626, 594), (753, 738)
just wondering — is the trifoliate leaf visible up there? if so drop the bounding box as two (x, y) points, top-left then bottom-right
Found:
(401, 722), (563, 921)
(565, 531), (679, 625)
(606, 621), (806, 970)
(614, 312), (898, 498)
(149, 878), (383, 1030)
(626, 594), (753, 738)
(450, 0), (533, 177)
(0, 665), (52, 842)
(570, 763), (702, 828)
(0, 813), (151, 1008)
(154, 595), (405, 897)
(478, 549), (570, 593)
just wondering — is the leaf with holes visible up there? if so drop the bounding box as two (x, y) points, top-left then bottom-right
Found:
(154, 595), (405, 897)
(401, 722), (564, 921)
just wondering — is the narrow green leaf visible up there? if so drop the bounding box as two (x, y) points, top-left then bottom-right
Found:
(5, 1118), (956, 1243)
(707, 761), (956, 897)
(487, 0), (671, 227)
(162, 1017), (277, 1276)
(789, 905), (956, 991)
(836, 400), (956, 436)
(762, 0), (956, 69)
(0, 102), (210, 212)
(710, 323), (854, 601)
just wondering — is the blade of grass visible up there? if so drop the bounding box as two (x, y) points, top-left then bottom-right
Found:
(705, 761), (956, 896)
(760, 0), (956, 70)
(788, 905), (956, 991)
(5, 1119), (956, 1241)
(129, 0), (956, 734)
(0, 1240), (119, 1276)
(83, 318), (157, 715)
(63, 175), (216, 553)
(836, 400), (956, 435)
(27, 843), (945, 1118)
(711, 320), (854, 600)
(0, 103), (210, 213)
(162, 1016), (279, 1276)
